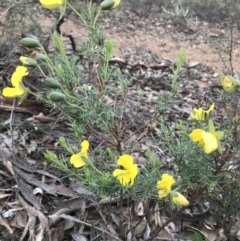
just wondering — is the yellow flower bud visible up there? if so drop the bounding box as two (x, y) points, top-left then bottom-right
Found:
(220, 76), (240, 93)
(171, 191), (189, 206)
(20, 56), (37, 67)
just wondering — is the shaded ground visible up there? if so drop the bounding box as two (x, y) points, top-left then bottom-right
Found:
(0, 1), (239, 241)
(46, 2), (240, 74)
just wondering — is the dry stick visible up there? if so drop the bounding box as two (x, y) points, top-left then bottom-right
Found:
(121, 96), (143, 132)
(9, 99), (16, 149)
(60, 214), (123, 241)
(18, 194), (52, 241)
(118, 96), (127, 131)
(98, 208), (118, 236)
(123, 112), (162, 143)
(119, 189), (124, 239)
(86, 123), (116, 149)
(0, 1), (15, 20)
(225, 3), (234, 75)
(145, 206), (187, 241)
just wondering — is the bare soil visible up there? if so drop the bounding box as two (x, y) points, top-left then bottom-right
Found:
(38, 3), (240, 75)
(1, 2), (240, 241)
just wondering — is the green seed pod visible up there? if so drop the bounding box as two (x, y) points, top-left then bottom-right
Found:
(20, 37), (41, 48)
(35, 53), (48, 62)
(45, 78), (62, 89)
(49, 91), (66, 102)
(100, 0), (115, 10)
(20, 56), (37, 67)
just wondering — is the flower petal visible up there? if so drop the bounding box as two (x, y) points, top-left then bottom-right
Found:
(156, 173), (176, 192)
(39, 0), (65, 9)
(81, 140), (89, 152)
(129, 164), (138, 186)
(70, 152), (86, 168)
(113, 169), (130, 186)
(2, 86), (25, 98)
(113, 169), (128, 177)
(220, 76), (233, 90)
(190, 108), (204, 120)
(11, 66), (28, 87)
(172, 192), (189, 206)
(208, 103), (215, 111)
(117, 154), (134, 170)
(201, 132), (218, 154)
(189, 129), (205, 142)
(158, 190), (169, 198)
(112, 0), (121, 8)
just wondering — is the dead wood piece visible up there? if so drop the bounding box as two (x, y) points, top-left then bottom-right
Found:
(0, 96), (46, 114)
(17, 177), (42, 211)
(0, 215), (13, 234)
(60, 214), (123, 241)
(10, 157), (61, 182)
(50, 184), (76, 197)
(18, 194), (52, 241)
(13, 166), (57, 195)
(48, 197), (85, 226)
(98, 208), (118, 236)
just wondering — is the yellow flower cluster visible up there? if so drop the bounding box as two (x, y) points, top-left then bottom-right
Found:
(71, 142), (189, 206)
(189, 104), (224, 154)
(189, 103), (214, 122)
(113, 155), (138, 186)
(156, 173), (189, 206)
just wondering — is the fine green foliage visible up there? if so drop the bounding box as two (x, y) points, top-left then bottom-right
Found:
(19, 2), (185, 203)
(4, 0), (240, 239)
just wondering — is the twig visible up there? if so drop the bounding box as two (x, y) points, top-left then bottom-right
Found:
(60, 214), (123, 241)
(0, 1), (15, 20)
(9, 98), (16, 149)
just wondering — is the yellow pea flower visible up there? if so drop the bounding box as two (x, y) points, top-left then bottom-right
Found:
(189, 129), (218, 154)
(189, 103), (214, 122)
(156, 173), (176, 198)
(113, 155), (138, 186)
(39, 0), (65, 9)
(156, 174), (189, 206)
(220, 76), (240, 93)
(171, 191), (189, 206)
(2, 66), (28, 98)
(189, 120), (224, 154)
(70, 140), (89, 168)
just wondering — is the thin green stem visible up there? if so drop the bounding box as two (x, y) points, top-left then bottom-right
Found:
(37, 65), (47, 77)
(67, 2), (88, 27)
(40, 47), (54, 67)
(92, 165), (104, 175)
(65, 100), (86, 111)
(93, 8), (102, 29)
(27, 88), (46, 102)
